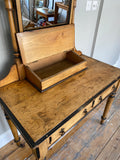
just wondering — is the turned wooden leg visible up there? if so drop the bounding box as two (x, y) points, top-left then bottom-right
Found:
(5, 112), (25, 147)
(33, 140), (48, 160)
(100, 92), (116, 124)
(101, 80), (120, 124)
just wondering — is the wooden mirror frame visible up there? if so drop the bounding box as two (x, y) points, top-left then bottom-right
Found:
(15, 0), (75, 32)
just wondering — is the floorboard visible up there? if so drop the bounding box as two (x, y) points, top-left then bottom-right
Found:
(96, 127), (120, 160)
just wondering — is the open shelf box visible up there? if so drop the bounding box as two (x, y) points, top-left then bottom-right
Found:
(17, 25), (87, 91)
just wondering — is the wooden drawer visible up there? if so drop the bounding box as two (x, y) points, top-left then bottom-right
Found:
(46, 81), (118, 147)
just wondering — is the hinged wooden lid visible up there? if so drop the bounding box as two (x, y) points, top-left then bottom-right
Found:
(17, 24), (75, 64)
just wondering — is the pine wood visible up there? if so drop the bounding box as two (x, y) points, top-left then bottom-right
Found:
(73, 48), (82, 56)
(0, 56), (120, 144)
(25, 51), (87, 91)
(47, 99), (104, 159)
(16, 24), (86, 91)
(46, 81), (118, 147)
(0, 65), (19, 87)
(101, 94), (115, 124)
(17, 24), (75, 64)
(1, 93), (120, 160)
(4, 0), (18, 52)
(101, 80), (120, 124)
(15, 58), (26, 80)
(0, 56), (120, 159)
(70, 0), (75, 24)
(15, 0), (23, 32)
(50, 101), (120, 160)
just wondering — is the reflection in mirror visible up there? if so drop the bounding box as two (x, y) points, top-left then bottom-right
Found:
(20, 0), (72, 31)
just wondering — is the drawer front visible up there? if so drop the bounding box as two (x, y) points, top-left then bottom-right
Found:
(47, 81), (118, 147)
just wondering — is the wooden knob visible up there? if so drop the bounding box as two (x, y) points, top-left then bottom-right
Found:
(83, 109), (87, 114)
(99, 96), (103, 102)
(59, 128), (65, 136)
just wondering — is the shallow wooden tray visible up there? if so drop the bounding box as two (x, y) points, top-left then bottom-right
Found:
(25, 50), (87, 92)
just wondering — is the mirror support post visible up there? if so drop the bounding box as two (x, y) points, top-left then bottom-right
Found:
(4, 0), (18, 53)
(70, 0), (76, 24)
(15, 0), (23, 32)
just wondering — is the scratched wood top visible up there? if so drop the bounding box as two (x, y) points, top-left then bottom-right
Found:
(0, 55), (120, 144)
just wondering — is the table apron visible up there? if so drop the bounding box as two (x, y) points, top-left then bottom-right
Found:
(46, 80), (118, 147)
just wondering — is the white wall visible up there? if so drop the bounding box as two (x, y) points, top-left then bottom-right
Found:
(93, 0), (120, 66)
(75, 0), (101, 57)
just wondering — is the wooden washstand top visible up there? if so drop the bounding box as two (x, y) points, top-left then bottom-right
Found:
(0, 55), (120, 148)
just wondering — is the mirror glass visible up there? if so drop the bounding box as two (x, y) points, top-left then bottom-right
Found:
(20, 0), (72, 31)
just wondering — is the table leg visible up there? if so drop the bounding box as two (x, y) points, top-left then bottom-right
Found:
(100, 80), (120, 124)
(33, 140), (48, 160)
(5, 112), (25, 147)
(54, 4), (58, 24)
(100, 92), (116, 124)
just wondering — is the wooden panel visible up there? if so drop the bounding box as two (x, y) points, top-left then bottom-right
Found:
(0, 56), (120, 144)
(28, 52), (66, 71)
(41, 59), (87, 90)
(0, 65), (19, 88)
(15, 58), (26, 80)
(17, 24), (75, 64)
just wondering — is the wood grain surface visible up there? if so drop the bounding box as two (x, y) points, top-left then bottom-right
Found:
(0, 55), (120, 144)
(1, 92), (120, 160)
(0, 65), (19, 87)
(25, 51), (87, 91)
(17, 24), (75, 64)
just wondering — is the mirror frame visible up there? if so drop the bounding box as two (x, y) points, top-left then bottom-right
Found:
(15, 0), (74, 32)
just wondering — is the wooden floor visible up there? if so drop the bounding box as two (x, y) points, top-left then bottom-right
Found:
(0, 89), (120, 160)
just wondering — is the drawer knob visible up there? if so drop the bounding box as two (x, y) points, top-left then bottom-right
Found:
(59, 128), (65, 136)
(112, 85), (116, 91)
(83, 109), (88, 114)
(99, 96), (103, 102)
